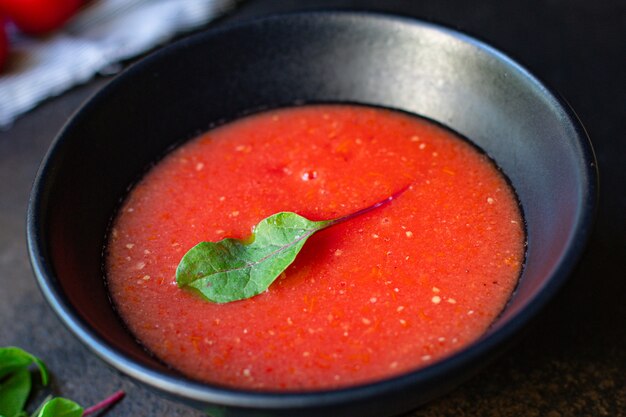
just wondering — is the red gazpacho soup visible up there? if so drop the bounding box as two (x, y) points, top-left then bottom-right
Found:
(106, 105), (525, 390)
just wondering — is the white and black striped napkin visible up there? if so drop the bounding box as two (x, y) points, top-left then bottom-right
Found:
(0, 0), (235, 129)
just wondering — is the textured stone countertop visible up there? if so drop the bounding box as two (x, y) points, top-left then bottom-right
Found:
(1, 1), (624, 416)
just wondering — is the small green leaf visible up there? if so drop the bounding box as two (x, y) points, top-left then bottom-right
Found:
(0, 348), (31, 380)
(177, 212), (332, 303)
(0, 368), (31, 417)
(0, 347), (50, 417)
(176, 186), (409, 303)
(0, 347), (49, 385)
(34, 398), (83, 417)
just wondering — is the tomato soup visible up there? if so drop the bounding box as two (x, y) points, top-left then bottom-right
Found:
(106, 105), (525, 390)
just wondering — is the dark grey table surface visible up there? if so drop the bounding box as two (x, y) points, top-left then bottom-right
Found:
(1, 1), (624, 416)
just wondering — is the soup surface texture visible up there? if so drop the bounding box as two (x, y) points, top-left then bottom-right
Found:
(106, 105), (524, 390)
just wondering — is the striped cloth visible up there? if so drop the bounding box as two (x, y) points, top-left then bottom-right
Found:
(0, 0), (235, 129)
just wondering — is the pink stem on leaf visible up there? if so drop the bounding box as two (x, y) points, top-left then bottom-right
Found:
(83, 391), (125, 416)
(325, 183), (412, 228)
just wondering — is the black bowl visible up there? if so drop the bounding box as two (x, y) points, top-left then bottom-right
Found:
(27, 12), (597, 417)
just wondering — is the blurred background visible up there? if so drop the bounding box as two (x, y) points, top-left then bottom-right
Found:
(0, 1), (624, 416)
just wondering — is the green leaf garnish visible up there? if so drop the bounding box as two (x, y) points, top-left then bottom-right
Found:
(0, 347), (48, 385)
(34, 391), (126, 417)
(33, 398), (82, 417)
(0, 347), (48, 417)
(176, 185), (410, 303)
(0, 369), (31, 417)
(0, 346), (124, 417)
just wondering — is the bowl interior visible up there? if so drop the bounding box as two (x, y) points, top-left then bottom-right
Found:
(28, 12), (596, 416)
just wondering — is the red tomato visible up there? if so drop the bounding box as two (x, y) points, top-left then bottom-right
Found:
(0, 0), (82, 35)
(0, 21), (7, 71)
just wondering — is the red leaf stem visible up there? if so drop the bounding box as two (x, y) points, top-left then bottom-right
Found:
(83, 391), (125, 416)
